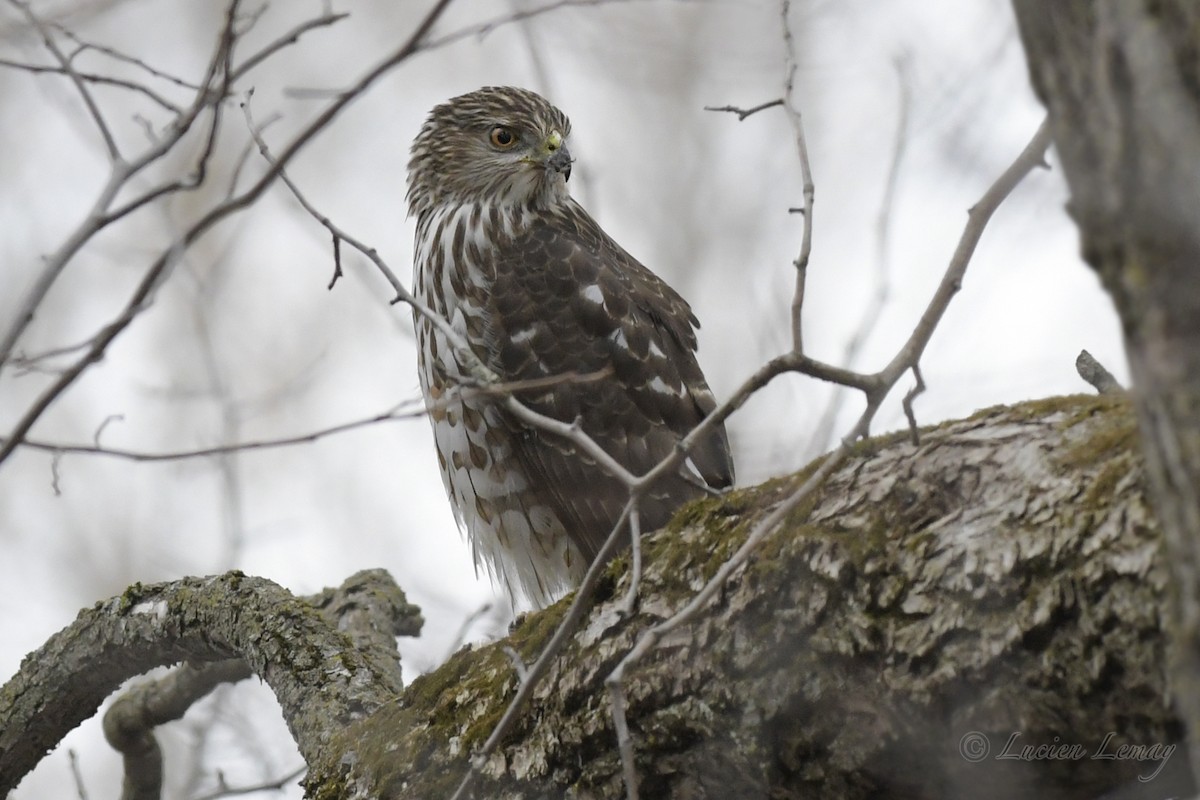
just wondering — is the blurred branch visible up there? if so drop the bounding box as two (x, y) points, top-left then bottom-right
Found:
(0, 0), (243, 394)
(603, 112), (1055, 800)
(426, 0), (649, 48)
(0, 0), (454, 468)
(50, 18), (204, 91)
(805, 55), (911, 459)
(703, 98), (783, 120)
(7, 0), (119, 157)
(190, 765), (306, 800)
(228, 10), (348, 80)
(0, 56), (183, 111)
(6, 369), (614, 464)
(105, 660), (251, 800)
(67, 749), (89, 800)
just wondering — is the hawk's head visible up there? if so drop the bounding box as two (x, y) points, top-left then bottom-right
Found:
(407, 86), (573, 217)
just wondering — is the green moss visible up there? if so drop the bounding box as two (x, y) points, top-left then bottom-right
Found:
(965, 393), (1120, 427)
(508, 595), (571, 658)
(403, 638), (522, 754)
(643, 491), (753, 587)
(1057, 416), (1137, 471)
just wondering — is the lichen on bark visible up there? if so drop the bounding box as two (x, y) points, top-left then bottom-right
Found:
(325, 394), (1186, 800)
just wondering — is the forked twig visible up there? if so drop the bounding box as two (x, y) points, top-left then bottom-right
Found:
(604, 108), (1054, 800)
(0, 1), (453, 467)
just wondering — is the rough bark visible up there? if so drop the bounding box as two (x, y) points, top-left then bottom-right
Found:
(318, 396), (1184, 799)
(2, 397), (1187, 799)
(0, 570), (420, 796)
(1011, 0), (1200, 780)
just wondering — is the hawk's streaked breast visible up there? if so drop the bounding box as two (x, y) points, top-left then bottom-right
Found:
(408, 86), (734, 607)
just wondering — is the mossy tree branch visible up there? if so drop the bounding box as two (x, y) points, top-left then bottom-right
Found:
(2, 397), (1186, 799)
(0, 570), (417, 796)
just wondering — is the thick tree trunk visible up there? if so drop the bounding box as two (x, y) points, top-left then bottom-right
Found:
(1, 397), (1187, 799)
(315, 396), (1184, 799)
(1011, 0), (1200, 780)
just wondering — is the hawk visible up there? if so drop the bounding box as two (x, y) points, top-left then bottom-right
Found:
(407, 86), (734, 607)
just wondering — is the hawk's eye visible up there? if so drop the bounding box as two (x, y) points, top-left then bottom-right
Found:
(489, 126), (518, 149)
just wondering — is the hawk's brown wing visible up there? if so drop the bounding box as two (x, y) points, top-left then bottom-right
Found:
(482, 200), (734, 561)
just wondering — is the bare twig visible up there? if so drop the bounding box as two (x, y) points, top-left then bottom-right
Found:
(190, 765), (306, 800)
(0, 0), (457, 467)
(426, 0), (648, 48)
(50, 21), (204, 91)
(805, 56), (911, 459)
(91, 414), (123, 447)
(0, 0), (241, 378)
(0, 57), (183, 112)
(603, 116), (1055, 799)
(780, 0), (815, 354)
(8, 0), (119, 158)
(5, 370), (614, 463)
(610, 670), (639, 799)
(328, 233), (343, 289)
(874, 118), (1054, 399)
(703, 99), (783, 120)
(618, 504), (643, 616)
(442, 602), (497, 663)
(67, 749), (89, 800)
(229, 11), (348, 81)
(902, 364), (926, 445)
(501, 646), (530, 684)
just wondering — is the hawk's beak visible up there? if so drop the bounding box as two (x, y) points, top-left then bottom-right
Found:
(543, 131), (572, 182)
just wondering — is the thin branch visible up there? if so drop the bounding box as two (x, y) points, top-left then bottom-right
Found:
(190, 765), (306, 800)
(0, 0), (241, 374)
(804, 55), (911, 459)
(618, 504), (643, 616)
(8, 0), (119, 159)
(67, 749), (89, 800)
(604, 117), (1055, 799)
(98, 5), (242, 223)
(0, 0), (458, 467)
(328, 233), (343, 289)
(902, 363), (925, 445)
(239, 88), (492, 384)
(0, 58), (183, 112)
(443, 603), (498, 664)
(229, 11), (348, 81)
(5, 370), (614, 463)
(51, 20), (204, 91)
(874, 118), (1054, 392)
(780, 0), (815, 354)
(424, 0), (649, 49)
(610, 670), (639, 800)
(703, 98), (783, 120)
